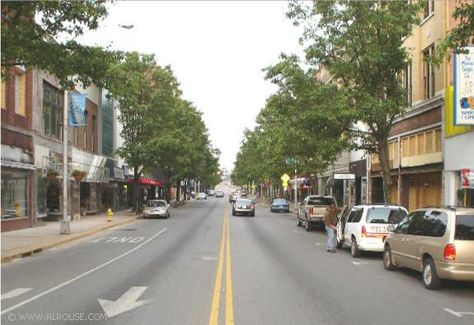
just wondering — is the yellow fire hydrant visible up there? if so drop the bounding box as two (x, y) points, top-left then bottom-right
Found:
(107, 208), (113, 222)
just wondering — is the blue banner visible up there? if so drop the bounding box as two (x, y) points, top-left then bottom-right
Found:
(69, 93), (87, 127)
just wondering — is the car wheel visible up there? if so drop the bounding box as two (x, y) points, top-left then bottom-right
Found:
(305, 219), (312, 232)
(167, 213), (170, 219)
(423, 258), (441, 290)
(232, 210), (236, 216)
(296, 218), (302, 227)
(383, 246), (396, 271)
(251, 212), (255, 217)
(351, 237), (361, 257)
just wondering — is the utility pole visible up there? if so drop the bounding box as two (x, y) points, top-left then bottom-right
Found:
(294, 164), (298, 212)
(61, 90), (71, 234)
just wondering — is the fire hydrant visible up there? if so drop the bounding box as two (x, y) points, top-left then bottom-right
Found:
(107, 208), (113, 222)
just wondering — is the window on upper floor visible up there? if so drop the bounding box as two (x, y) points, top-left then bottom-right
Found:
(423, 44), (435, 99)
(43, 81), (63, 140)
(1, 79), (7, 110)
(401, 63), (412, 107)
(423, 0), (434, 19)
(401, 128), (441, 158)
(14, 72), (26, 117)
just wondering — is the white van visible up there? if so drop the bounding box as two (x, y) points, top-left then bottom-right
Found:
(336, 205), (408, 257)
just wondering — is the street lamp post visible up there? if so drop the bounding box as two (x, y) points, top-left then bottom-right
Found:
(294, 165), (298, 212)
(60, 90), (71, 234)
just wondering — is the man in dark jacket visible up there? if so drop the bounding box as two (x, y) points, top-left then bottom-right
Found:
(324, 203), (340, 253)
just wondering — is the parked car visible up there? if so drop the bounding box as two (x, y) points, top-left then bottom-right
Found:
(297, 195), (337, 231)
(208, 189), (215, 196)
(215, 190), (225, 198)
(383, 207), (474, 290)
(232, 198), (255, 217)
(271, 198), (290, 213)
(336, 205), (408, 257)
(143, 200), (170, 219)
(197, 192), (207, 200)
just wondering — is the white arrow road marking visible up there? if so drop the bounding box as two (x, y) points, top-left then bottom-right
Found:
(1, 228), (167, 315)
(352, 261), (369, 266)
(1, 288), (32, 300)
(98, 287), (151, 318)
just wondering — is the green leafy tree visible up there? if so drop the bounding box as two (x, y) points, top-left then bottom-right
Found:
(1, 0), (120, 88)
(288, 0), (420, 204)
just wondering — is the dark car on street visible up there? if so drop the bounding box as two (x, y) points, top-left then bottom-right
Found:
(271, 198), (290, 213)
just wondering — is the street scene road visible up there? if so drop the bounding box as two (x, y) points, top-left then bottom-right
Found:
(2, 198), (473, 325)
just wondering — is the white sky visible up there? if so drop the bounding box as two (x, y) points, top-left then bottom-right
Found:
(78, 1), (304, 171)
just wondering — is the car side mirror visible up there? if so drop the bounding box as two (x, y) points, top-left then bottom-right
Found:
(387, 225), (396, 233)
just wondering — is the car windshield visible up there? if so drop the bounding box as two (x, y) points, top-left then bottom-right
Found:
(307, 197), (334, 205)
(148, 201), (165, 207)
(236, 199), (252, 205)
(455, 215), (474, 240)
(366, 207), (407, 224)
(273, 199), (287, 204)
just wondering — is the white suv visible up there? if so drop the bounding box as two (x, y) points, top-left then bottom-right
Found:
(336, 205), (408, 257)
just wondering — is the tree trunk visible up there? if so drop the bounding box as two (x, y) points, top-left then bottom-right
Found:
(176, 179), (181, 202)
(378, 140), (392, 205)
(133, 166), (140, 214)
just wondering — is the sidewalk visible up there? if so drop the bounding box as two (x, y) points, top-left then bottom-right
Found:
(1, 210), (140, 263)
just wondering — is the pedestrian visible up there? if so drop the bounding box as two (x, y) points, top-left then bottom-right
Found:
(324, 202), (340, 253)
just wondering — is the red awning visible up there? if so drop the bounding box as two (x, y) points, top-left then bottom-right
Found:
(128, 177), (162, 186)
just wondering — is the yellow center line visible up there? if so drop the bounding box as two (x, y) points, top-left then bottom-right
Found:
(225, 208), (234, 325)
(209, 209), (227, 325)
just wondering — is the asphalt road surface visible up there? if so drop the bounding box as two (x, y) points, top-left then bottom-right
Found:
(2, 198), (474, 325)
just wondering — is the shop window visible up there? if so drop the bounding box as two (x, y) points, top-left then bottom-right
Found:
(1, 169), (29, 219)
(43, 82), (63, 139)
(423, 45), (435, 99)
(15, 73), (26, 116)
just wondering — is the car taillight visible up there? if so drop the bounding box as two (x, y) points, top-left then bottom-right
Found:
(444, 244), (456, 261)
(361, 226), (367, 237)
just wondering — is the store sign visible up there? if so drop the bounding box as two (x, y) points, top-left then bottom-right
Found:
(461, 169), (474, 189)
(454, 47), (474, 125)
(334, 173), (355, 180)
(69, 93), (87, 127)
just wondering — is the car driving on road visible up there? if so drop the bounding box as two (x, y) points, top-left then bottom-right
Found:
(143, 200), (170, 219)
(271, 198), (290, 213)
(232, 198), (255, 217)
(383, 207), (474, 290)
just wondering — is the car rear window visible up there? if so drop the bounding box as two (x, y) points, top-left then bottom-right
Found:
(366, 208), (407, 224)
(307, 197), (335, 205)
(148, 201), (165, 207)
(236, 199), (252, 205)
(273, 199), (287, 204)
(455, 215), (474, 240)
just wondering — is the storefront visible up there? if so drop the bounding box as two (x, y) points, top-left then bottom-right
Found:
(1, 144), (36, 232)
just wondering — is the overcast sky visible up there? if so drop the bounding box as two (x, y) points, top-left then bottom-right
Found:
(79, 1), (304, 171)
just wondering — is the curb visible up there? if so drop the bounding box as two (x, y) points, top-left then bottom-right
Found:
(1, 216), (141, 264)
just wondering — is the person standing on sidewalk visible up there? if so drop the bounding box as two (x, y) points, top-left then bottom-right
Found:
(324, 203), (340, 253)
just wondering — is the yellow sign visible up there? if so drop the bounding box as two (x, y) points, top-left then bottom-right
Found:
(281, 173), (290, 187)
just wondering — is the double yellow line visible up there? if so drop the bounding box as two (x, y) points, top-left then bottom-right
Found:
(209, 208), (234, 325)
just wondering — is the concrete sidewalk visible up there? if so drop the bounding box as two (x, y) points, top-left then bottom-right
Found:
(1, 211), (140, 263)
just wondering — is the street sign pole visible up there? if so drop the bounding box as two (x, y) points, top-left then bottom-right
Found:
(61, 90), (71, 234)
(294, 166), (297, 211)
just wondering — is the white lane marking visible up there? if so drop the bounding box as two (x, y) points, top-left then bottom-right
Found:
(91, 236), (146, 244)
(352, 261), (369, 266)
(1, 228), (167, 315)
(200, 256), (218, 261)
(98, 286), (151, 318)
(1, 288), (32, 300)
(315, 242), (322, 246)
(444, 308), (474, 318)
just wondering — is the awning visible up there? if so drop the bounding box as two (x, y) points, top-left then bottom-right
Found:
(128, 177), (162, 186)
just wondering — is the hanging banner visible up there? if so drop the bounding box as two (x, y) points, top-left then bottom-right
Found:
(461, 169), (474, 189)
(69, 93), (87, 127)
(454, 47), (474, 125)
